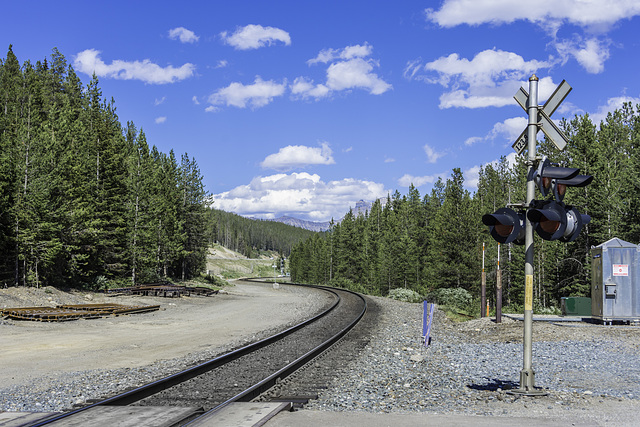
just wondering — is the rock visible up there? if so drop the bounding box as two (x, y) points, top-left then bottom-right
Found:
(410, 354), (425, 362)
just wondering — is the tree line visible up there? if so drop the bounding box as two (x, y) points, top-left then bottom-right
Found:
(290, 103), (640, 309)
(0, 46), (207, 289)
(205, 208), (315, 258)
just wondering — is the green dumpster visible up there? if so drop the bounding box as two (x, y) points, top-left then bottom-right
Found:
(561, 297), (591, 316)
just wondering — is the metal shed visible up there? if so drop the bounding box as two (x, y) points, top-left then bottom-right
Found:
(591, 237), (640, 324)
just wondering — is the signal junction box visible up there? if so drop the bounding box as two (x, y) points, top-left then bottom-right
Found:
(591, 238), (640, 324)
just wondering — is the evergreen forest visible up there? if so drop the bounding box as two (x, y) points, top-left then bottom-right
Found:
(206, 209), (315, 258)
(0, 46), (209, 289)
(289, 103), (640, 310)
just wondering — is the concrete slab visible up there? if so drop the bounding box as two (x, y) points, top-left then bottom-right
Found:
(265, 409), (601, 427)
(190, 402), (293, 427)
(43, 406), (202, 427)
(0, 411), (60, 427)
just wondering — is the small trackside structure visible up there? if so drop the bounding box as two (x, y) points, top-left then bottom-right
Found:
(591, 237), (640, 324)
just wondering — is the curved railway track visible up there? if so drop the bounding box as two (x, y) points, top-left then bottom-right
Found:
(26, 281), (366, 426)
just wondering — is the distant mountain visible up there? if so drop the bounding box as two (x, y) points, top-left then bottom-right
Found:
(269, 198), (388, 232)
(269, 216), (331, 232)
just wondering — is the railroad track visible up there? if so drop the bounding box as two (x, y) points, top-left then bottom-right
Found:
(23, 281), (366, 426)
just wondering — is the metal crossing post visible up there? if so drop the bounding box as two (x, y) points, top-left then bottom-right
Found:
(510, 75), (547, 396)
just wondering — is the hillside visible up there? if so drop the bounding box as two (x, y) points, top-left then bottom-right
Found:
(206, 208), (315, 257)
(206, 244), (285, 279)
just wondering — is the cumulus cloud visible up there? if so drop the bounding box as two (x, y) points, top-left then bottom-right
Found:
(326, 58), (392, 95)
(422, 50), (548, 88)
(398, 173), (443, 187)
(589, 95), (640, 126)
(425, 1), (635, 74)
(295, 44), (391, 100)
(168, 27), (199, 43)
(464, 152), (518, 190)
(208, 76), (286, 109)
(555, 37), (611, 74)
(155, 116), (167, 124)
(406, 49), (552, 109)
(261, 142), (335, 170)
(290, 77), (330, 100)
(74, 49), (195, 84)
(307, 43), (374, 65)
(426, 0), (640, 32)
(221, 24), (291, 50)
(423, 144), (445, 163)
(209, 173), (388, 222)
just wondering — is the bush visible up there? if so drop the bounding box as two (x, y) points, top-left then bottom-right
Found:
(328, 277), (356, 290)
(203, 273), (228, 288)
(428, 287), (472, 311)
(387, 288), (423, 303)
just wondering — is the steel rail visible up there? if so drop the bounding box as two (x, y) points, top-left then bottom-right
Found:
(187, 284), (367, 425)
(28, 282), (341, 427)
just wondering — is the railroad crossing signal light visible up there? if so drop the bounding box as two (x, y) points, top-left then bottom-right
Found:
(527, 201), (591, 242)
(482, 208), (525, 245)
(533, 156), (593, 202)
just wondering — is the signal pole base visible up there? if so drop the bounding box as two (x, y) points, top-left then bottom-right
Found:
(507, 369), (548, 397)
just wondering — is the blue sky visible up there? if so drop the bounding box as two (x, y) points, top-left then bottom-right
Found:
(3, 1), (640, 222)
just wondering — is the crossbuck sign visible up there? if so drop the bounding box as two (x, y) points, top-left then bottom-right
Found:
(512, 80), (572, 155)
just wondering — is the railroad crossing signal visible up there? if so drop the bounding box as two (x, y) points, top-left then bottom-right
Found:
(483, 75), (592, 396)
(527, 200), (590, 242)
(512, 80), (572, 155)
(482, 208), (525, 245)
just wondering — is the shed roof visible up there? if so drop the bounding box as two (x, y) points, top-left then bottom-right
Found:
(595, 237), (638, 249)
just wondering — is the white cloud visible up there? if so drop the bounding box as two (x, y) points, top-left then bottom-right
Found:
(290, 77), (330, 100)
(589, 95), (640, 125)
(464, 152), (518, 190)
(398, 173), (443, 187)
(490, 117), (528, 141)
(215, 60), (229, 69)
(464, 136), (484, 146)
(307, 43), (374, 65)
(426, 0), (640, 32)
(209, 173), (388, 222)
(555, 37), (610, 74)
(154, 96), (166, 106)
(192, 95), (200, 105)
(464, 165), (481, 189)
(326, 58), (392, 95)
(168, 27), (199, 43)
(261, 142), (335, 170)
(464, 116), (529, 148)
(221, 24), (291, 50)
(407, 49), (552, 109)
(294, 44), (391, 100)
(208, 77), (286, 109)
(423, 144), (445, 163)
(74, 49), (195, 84)
(155, 116), (167, 124)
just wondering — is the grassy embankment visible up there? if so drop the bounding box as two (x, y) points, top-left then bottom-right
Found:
(206, 244), (286, 280)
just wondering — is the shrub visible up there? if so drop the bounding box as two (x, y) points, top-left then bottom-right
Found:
(428, 287), (472, 311)
(328, 277), (356, 290)
(387, 288), (423, 303)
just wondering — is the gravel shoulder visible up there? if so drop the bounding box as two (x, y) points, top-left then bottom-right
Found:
(302, 296), (640, 426)
(0, 281), (332, 411)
